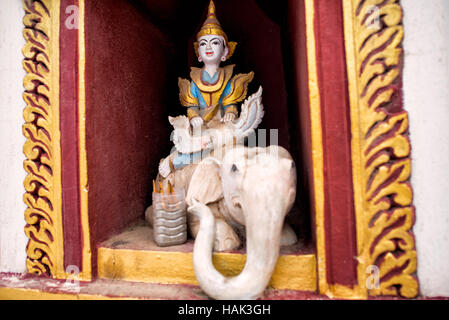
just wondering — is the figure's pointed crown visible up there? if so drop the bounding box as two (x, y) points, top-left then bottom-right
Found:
(194, 0), (237, 60)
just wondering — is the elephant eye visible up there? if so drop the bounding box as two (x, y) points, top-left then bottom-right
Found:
(231, 164), (238, 173)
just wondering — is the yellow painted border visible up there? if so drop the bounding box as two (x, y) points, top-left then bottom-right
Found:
(49, 0), (65, 280)
(0, 287), (136, 300)
(22, 0), (65, 279)
(342, 0), (367, 300)
(22, 0), (91, 281)
(342, 0), (418, 298)
(304, 0), (328, 296)
(78, 0), (92, 282)
(97, 247), (317, 292)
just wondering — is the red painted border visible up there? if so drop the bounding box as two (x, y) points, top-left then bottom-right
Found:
(59, 0), (83, 271)
(314, 0), (358, 286)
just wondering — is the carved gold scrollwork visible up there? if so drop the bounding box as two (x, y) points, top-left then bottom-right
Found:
(22, 0), (63, 277)
(345, 0), (418, 298)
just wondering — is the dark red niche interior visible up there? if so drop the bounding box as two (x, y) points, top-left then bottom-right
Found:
(85, 0), (173, 275)
(60, 0), (82, 271)
(287, 0), (315, 245)
(84, 0), (313, 275)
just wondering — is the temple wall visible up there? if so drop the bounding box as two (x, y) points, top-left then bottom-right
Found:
(0, 0), (28, 273)
(0, 0), (448, 298)
(402, 0), (449, 297)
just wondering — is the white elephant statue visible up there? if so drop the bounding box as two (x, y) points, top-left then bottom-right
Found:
(187, 145), (297, 300)
(146, 87), (298, 299)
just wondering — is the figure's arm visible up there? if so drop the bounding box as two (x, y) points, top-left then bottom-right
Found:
(179, 78), (198, 106)
(179, 78), (204, 128)
(187, 107), (201, 121)
(220, 81), (238, 123)
(159, 152), (177, 178)
(188, 107), (203, 129)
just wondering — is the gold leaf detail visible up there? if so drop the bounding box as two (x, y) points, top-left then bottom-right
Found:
(22, 0), (60, 277)
(351, 0), (418, 298)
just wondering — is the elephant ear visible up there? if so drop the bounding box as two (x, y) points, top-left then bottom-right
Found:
(186, 157), (223, 207)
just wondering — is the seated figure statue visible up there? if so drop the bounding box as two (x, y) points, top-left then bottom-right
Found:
(158, 0), (254, 178)
(149, 0), (299, 301)
(149, 0), (297, 250)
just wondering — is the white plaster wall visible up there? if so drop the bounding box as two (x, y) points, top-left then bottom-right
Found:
(402, 0), (449, 297)
(0, 0), (28, 273)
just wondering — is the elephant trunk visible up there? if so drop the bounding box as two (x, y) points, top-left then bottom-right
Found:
(191, 197), (286, 300)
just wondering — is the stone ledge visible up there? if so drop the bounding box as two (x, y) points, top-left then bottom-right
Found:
(97, 221), (317, 291)
(0, 273), (325, 300)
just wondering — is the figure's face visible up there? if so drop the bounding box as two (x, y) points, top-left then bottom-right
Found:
(198, 35), (228, 65)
